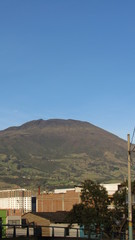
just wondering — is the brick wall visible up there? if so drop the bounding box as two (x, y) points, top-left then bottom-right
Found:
(37, 190), (81, 212)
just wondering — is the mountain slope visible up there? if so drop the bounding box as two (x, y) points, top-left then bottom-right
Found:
(0, 119), (127, 190)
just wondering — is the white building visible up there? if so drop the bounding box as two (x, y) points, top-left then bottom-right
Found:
(54, 183), (120, 196)
(101, 183), (120, 196)
(54, 187), (81, 194)
(0, 189), (32, 212)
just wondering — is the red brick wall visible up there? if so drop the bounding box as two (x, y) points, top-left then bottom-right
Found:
(6, 209), (24, 216)
(37, 190), (81, 212)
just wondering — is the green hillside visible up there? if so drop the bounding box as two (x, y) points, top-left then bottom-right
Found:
(0, 119), (128, 191)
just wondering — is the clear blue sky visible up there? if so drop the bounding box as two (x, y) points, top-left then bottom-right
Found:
(0, 0), (135, 140)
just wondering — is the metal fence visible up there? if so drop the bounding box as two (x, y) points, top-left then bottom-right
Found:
(0, 224), (83, 239)
(0, 224), (131, 239)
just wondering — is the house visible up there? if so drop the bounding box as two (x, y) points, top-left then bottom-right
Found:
(22, 211), (79, 237)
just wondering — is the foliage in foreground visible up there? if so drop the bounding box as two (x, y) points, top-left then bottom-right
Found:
(67, 180), (129, 234)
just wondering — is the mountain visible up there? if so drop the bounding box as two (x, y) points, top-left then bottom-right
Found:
(0, 119), (128, 191)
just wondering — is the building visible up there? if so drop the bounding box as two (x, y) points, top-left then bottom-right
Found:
(101, 183), (121, 197)
(37, 184), (120, 212)
(101, 183), (121, 209)
(37, 187), (81, 212)
(0, 189), (32, 214)
(22, 211), (79, 237)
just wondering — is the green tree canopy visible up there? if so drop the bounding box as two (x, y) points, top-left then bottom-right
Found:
(81, 180), (109, 211)
(113, 187), (127, 214)
(67, 180), (110, 231)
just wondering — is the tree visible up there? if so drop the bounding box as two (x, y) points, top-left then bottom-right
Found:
(112, 181), (135, 232)
(81, 180), (109, 210)
(113, 187), (127, 216)
(67, 180), (110, 232)
(112, 184), (128, 232)
(81, 180), (109, 226)
(67, 180), (135, 235)
(66, 203), (85, 226)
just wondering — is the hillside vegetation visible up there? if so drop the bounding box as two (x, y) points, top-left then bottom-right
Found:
(0, 119), (128, 191)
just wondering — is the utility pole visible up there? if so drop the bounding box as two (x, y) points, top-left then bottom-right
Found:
(127, 134), (133, 240)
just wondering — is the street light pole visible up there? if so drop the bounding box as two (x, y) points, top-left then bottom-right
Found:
(127, 134), (133, 240)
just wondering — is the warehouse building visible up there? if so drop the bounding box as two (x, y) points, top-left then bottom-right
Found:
(0, 189), (32, 214)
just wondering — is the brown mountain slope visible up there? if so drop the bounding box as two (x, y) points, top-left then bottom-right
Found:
(0, 119), (127, 190)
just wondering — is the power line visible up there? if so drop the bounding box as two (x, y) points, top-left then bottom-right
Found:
(131, 127), (135, 145)
(130, 127), (135, 154)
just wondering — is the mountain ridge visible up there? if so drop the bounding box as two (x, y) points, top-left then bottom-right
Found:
(0, 118), (125, 140)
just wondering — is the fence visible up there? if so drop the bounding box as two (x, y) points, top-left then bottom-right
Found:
(0, 224), (131, 239)
(0, 224), (106, 239)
